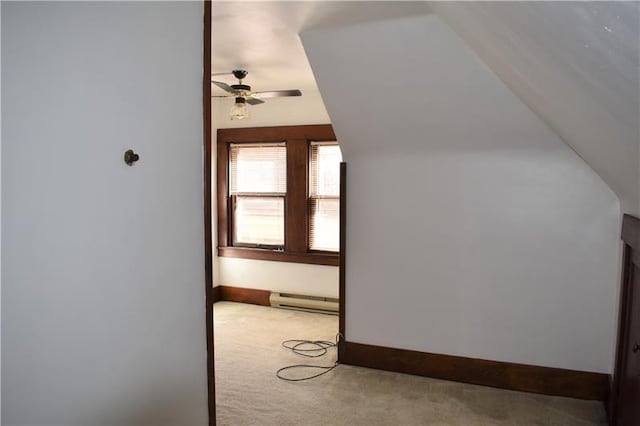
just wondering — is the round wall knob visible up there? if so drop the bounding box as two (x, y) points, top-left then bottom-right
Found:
(124, 149), (139, 166)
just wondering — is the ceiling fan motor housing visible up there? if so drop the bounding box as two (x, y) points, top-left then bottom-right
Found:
(232, 69), (248, 80)
(231, 84), (251, 91)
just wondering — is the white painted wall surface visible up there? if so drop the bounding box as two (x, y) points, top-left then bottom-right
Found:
(212, 92), (339, 298)
(2, 3), (208, 424)
(303, 15), (621, 373)
(431, 1), (640, 215)
(217, 257), (337, 298)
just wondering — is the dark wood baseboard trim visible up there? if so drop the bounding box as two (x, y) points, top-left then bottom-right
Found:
(341, 340), (609, 401)
(212, 286), (222, 303)
(215, 285), (271, 306)
(605, 375), (613, 420)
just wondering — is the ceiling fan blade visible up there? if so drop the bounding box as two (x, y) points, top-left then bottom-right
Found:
(212, 80), (238, 94)
(252, 89), (302, 99)
(211, 95), (233, 99)
(245, 97), (265, 105)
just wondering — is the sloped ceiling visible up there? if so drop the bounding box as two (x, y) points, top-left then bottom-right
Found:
(301, 12), (621, 373)
(431, 1), (640, 213)
(212, 1), (640, 213)
(211, 1), (430, 93)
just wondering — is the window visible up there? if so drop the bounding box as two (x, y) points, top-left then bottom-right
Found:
(230, 143), (286, 248)
(217, 125), (341, 266)
(309, 142), (342, 252)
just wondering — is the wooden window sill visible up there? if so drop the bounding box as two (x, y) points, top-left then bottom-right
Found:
(217, 246), (339, 266)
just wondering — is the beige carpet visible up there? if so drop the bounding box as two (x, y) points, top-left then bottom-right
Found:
(214, 301), (607, 426)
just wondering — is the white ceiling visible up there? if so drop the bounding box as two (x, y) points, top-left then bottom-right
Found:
(211, 1), (430, 93)
(212, 0), (640, 211)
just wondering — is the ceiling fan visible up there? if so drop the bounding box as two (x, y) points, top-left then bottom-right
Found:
(212, 70), (302, 120)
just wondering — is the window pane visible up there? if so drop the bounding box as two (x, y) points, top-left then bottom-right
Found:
(310, 142), (341, 252)
(230, 144), (286, 194)
(310, 143), (342, 197)
(234, 196), (284, 246)
(309, 198), (339, 252)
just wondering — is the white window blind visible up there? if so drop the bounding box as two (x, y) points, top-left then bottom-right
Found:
(230, 143), (286, 194)
(309, 142), (342, 252)
(230, 143), (286, 247)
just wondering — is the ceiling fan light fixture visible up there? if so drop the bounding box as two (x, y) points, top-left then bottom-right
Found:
(230, 97), (249, 120)
(212, 69), (302, 119)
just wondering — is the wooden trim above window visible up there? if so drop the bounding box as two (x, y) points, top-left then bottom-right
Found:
(217, 124), (336, 143)
(217, 124), (339, 266)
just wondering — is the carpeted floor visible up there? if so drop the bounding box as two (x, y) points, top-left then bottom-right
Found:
(214, 301), (607, 425)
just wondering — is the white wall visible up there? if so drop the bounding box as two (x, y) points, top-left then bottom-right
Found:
(212, 91), (339, 298)
(431, 2), (640, 215)
(217, 257), (337, 298)
(2, 3), (208, 424)
(303, 14), (621, 373)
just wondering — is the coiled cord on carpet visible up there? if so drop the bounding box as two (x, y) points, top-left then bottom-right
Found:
(276, 333), (341, 382)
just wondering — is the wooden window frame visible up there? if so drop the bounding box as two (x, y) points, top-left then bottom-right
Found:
(217, 124), (339, 266)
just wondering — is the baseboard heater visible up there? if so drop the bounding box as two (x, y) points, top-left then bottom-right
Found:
(269, 292), (339, 315)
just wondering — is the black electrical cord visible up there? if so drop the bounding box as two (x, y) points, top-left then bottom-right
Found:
(282, 339), (335, 357)
(276, 334), (341, 382)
